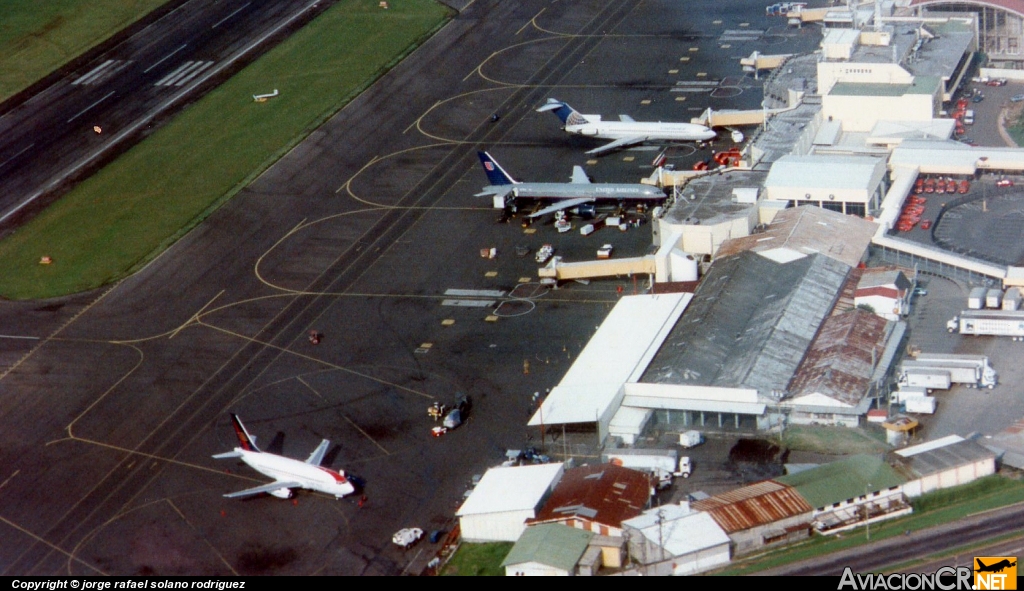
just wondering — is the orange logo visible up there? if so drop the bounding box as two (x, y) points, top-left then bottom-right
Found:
(974, 556), (1017, 590)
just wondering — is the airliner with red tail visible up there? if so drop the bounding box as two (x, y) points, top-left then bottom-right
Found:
(213, 414), (355, 500)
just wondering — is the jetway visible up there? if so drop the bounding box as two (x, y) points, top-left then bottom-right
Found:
(537, 255), (656, 281)
(692, 107), (770, 128)
(739, 52), (793, 73)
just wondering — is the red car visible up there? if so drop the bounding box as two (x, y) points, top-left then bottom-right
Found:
(921, 220), (932, 230)
(997, 178), (1014, 188)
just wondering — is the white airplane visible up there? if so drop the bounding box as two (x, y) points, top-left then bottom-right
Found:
(537, 98), (717, 156)
(212, 414), (355, 500)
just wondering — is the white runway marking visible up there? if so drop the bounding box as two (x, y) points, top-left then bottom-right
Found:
(154, 61), (214, 87)
(173, 61), (213, 86)
(213, 2), (251, 29)
(441, 299), (496, 307)
(144, 44), (187, 73)
(0, 335), (40, 340)
(444, 289), (506, 297)
(0, 143), (35, 171)
(67, 91), (115, 123)
(73, 60), (131, 86)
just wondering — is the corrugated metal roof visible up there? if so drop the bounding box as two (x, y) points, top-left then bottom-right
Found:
(691, 481), (813, 533)
(456, 463), (565, 517)
(858, 268), (911, 291)
(715, 206), (876, 269)
(893, 439), (996, 478)
(622, 506), (731, 556)
(787, 309), (892, 406)
(774, 455), (906, 510)
(529, 463), (650, 529)
(501, 523), (594, 571)
(640, 249), (849, 395)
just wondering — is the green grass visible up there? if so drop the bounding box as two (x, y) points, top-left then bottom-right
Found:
(780, 424), (889, 455)
(716, 475), (1024, 575)
(0, 0), (170, 102)
(0, 0), (452, 300)
(441, 543), (514, 576)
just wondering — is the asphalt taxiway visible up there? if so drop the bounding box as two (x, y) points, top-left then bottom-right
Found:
(0, 0), (826, 575)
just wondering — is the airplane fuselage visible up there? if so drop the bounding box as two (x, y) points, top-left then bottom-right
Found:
(236, 448), (355, 498)
(566, 121), (716, 142)
(484, 183), (665, 201)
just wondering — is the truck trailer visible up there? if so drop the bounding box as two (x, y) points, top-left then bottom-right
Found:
(602, 449), (689, 488)
(947, 309), (1024, 340)
(905, 396), (937, 414)
(898, 366), (952, 390)
(900, 353), (997, 389)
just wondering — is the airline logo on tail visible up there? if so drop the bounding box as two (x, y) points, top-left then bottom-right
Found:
(231, 413), (259, 452)
(537, 98), (589, 126)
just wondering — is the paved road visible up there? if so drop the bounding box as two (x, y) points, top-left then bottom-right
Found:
(0, 0), (332, 231)
(759, 502), (1024, 576)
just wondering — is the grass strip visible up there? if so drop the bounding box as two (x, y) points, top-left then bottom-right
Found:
(0, 0), (451, 300)
(442, 542), (514, 576)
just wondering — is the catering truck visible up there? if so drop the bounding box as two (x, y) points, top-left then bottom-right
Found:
(948, 310), (1024, 340)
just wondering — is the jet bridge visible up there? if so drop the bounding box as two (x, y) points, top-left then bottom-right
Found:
(537, 255), (656, 281)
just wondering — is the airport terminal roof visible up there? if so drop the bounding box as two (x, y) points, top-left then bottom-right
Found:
(764, 154), (886, 192)
(715, 206), (876, 268)
(774, 455), (906, 509)
(662, 170), (766, 226)
(640, 249), (850, 394)
(456, 463), (564, 517)
(829, 77), (939, 97)
(891, 139), (1024, 175)
(527, 293), (690, 427)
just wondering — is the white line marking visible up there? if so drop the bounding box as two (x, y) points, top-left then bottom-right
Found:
(444, 289), (507, 297)
(0, 335), (40, 340)
(144, 44), (187, 73)
(441, 299), (496, 307)
(66, 91), (115, 123)
(160, 61), (205, 86)
(174, 61), (213, 86)
(73, 60), (116, 85)
(213, 2), (251, 29)
(154, 61), (194, 86)
(0, 143), (35, 171)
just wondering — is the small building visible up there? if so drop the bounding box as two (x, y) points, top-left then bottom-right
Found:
(528, 463), (650, 538)
(854, 268), (913, 321)
(456, 463), (565, 542)
(893, 435), (997, 497)
(691, 480), (814, 555)
(621, 503), (731, 576)
(775, 455), (910, 535)
(502, 523), (594, 576)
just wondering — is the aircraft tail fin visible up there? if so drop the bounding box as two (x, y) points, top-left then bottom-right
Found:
(536, 98), (589, 126)
(230, 414), (261, 453)
(478, 151), (517, 186)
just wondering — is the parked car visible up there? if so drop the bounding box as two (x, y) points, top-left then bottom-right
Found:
(997, 178), (1015, 188)
(973, 94), (985, 103)
(1013, 94), (1024, 103)
(914, 287), (928, 296)
(920, 220), (932, 230)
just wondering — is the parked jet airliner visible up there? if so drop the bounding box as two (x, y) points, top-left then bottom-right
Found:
(213, 414), (355, 500)
(537, 98), (716, 156)
(475, 151), (665, 218)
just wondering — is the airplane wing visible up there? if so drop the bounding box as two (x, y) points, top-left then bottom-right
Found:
(305, 439), (330, 466)
(212, 451), (244, 459)
(475, 186), (513, 198)
(527, 197), (595, 219)
(585, 136), (648, 156)
(570, 166), (591, 184)
(223, 481), (303, 499)
(618, 114), (636, 122)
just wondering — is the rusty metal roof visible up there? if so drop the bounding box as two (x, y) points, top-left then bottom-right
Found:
(787, 309), (891, 406)
(691, 480), (812, 533)
(529, 463), (650, 529)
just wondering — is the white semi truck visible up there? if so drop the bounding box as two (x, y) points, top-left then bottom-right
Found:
(947, 310), (1024, 340)
(899, 353), (998, 389)
(603, 449), (692, 489)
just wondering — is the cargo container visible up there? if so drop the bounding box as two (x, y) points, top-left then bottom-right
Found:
(948, 309), (1024, 341)
(968, 287), (987, 310)
(901, 354), (997, 388)
(893, 386), (928, 404)
(1003, 287), (1022, 311)
(905, 396), (937, 414)
(898, 367), (952, 390)
(987, 288), (1003, 309)
(603, 449), (682, 489)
